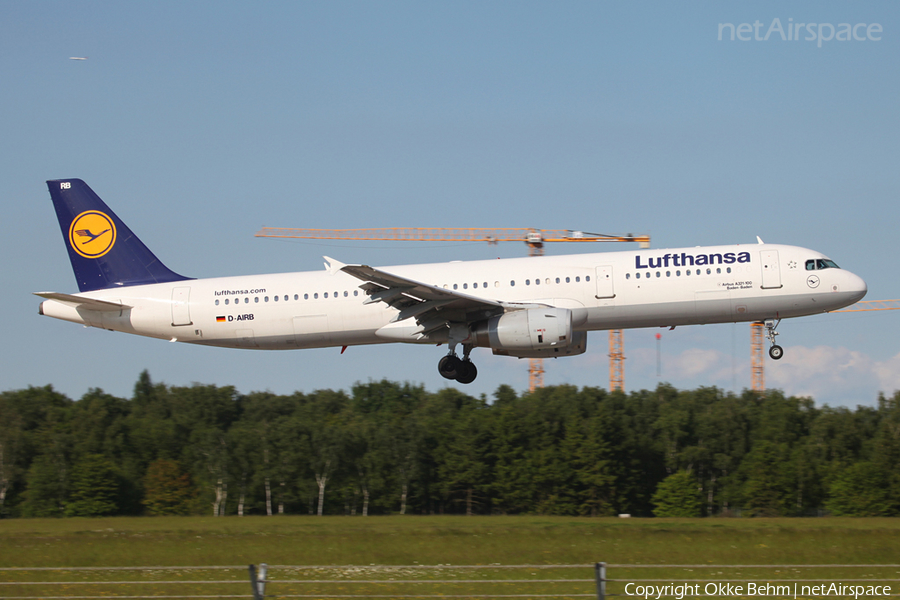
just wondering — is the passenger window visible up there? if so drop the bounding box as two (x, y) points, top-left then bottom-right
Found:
(706, 268), (711, 275)
(526, 279), (531, 286)
(473, 282), (478, 289)
(565, 277), (571, 283)
(294, 294), (299, 301)
(535, 278), (540, 285)
(676, 270), (681, 276)
(656, 271), (661, 278)
(666, 271), (671, 277)
(274, 295), (279, 302)
(323, 293), (328, 298)
(215, 299), (219, 306)
(453, 284), (458, 290)
(224, 299), (229, 305)
(586, 276), (591, 282)
(510, 280), (515, 286)
(555, 277), (560, 284)
(545, 278), (551, 285)
(344, 291), (348, 297)
(686, 270), (691, 276)
(313, 293), (318, 299)
(354, 290), (359, 296)
(265, 296), (269, 302)
(333, 291), (338, 298)
(716, 268), (721, 274)
(636, 273), (641, 279)
(626, 273), (631, 279)
(727, 267), (732, 273)
(483, 282), (488, 288)
(304, 293), (309, 300)
(575, 276), (581, 282)
(255, 297), (259, 303)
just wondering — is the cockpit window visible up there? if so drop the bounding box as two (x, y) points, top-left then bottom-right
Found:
(806, 258), (840, 270)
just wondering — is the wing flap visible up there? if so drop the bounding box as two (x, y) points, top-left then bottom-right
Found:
(333, 260), (505, 337)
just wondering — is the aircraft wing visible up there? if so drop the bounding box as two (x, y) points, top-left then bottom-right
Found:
(34, 292), (131, 311)
(324, 257), (508, 335)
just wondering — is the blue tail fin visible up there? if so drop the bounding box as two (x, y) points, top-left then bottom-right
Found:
(47, 179), (191, 292)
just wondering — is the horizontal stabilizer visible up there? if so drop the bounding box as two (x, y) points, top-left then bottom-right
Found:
(34, 292), (131, 311)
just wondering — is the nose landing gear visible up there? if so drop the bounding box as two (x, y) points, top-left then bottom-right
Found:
(764, 318), (783, 360)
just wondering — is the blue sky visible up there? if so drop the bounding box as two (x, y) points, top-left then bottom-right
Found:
(3, 1), (898, 407)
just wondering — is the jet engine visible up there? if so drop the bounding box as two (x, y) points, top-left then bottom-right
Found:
(471, 307), (587, 358)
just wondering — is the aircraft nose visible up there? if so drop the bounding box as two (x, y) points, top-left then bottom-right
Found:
(847, 271), (867, 303)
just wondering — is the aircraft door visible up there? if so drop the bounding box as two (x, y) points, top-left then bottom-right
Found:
(595, 266), (615, 306)
(171, 287), (192, 326)
(760, 250), (782, 289)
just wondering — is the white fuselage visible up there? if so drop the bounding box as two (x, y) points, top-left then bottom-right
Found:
(39, 243), (867, 351)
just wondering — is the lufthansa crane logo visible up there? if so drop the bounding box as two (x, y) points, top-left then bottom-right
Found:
(68, 211), (116, 259)
(807, 274), (821, 289)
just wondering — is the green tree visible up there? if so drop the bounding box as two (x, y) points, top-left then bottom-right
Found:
(20, 454), (67, 517)
(826, 462), (895, 516)
(652, 470), (703, 517)
(65, 454), (119, 517)
(143, 459), (196, 515)
(0, 400), (25, 517)
(739, 440), (792, 516)
(434, 394), (490, 515)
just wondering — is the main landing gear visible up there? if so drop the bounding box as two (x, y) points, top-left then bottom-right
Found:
(438, 344), (478, 384)
(763, 318), (783, 360)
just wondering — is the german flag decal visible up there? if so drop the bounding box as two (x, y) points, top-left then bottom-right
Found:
(216, 316), (226, 323)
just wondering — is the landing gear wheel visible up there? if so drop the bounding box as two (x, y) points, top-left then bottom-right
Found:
(769, 345), (784, 360)
(438, 355), (461, 379)
(455, 360), (478, 384)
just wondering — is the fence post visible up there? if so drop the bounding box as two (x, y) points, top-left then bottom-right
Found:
(595, 561), (606, 600)
(249, 564), (262, 600)
(257, 563), (268, 598)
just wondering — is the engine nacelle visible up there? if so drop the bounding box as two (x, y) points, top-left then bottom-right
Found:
(472, 308), (586, 358)
(492, 330), (587, 358)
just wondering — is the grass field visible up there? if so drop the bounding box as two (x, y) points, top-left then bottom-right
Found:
(1, 516), (899, 598)
(2, 515), (900, 566)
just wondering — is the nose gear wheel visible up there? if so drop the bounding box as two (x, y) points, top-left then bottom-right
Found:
(764, 319), (783, 360)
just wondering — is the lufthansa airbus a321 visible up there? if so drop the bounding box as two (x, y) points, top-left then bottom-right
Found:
(36, 179), (867, 384)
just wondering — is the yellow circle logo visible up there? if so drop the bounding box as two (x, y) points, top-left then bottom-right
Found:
(69, 211), (116, 258)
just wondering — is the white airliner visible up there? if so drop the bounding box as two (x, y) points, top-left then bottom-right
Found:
(37, 179), (867, 384)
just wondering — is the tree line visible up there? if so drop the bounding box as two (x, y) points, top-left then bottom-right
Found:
(1, 371), (898, 518)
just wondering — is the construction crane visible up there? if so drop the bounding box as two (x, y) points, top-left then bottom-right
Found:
(750, 299), (900, 392)
(255, 227), (650, 391)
